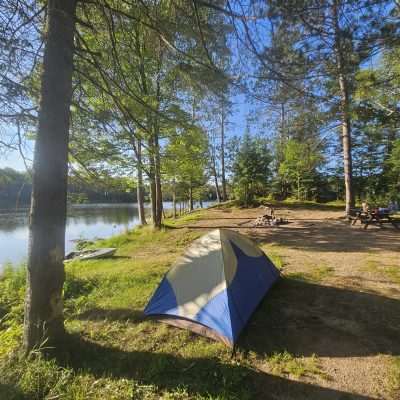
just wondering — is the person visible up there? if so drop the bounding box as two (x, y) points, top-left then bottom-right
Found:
(388, 200), (399, 212)
(361, 201), (370, 213)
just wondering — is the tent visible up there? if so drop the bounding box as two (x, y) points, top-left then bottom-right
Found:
(144, 228), (280, 346)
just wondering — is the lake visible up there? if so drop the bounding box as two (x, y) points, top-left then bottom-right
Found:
(0, 202), (211, 271)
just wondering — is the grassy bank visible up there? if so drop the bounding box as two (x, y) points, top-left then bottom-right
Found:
(1, 222), (253, 400)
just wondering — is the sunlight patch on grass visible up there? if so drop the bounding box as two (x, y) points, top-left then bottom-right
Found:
(261, 351), (326, 379)
(388, 356), (400, 396)
(163, 210), (206, 227)
(362, 259), (400, 284)
(285, 264), (334, 283)
(261, 245), (287, 270)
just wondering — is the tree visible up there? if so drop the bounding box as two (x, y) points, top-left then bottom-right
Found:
(232, 133), (272, 206)
(240, 0), (394, 213)
(164, 125), (208, 212)
(387, 139), (400, 199)
(278, 139), (324, 200)
(24, 0), (77, 352)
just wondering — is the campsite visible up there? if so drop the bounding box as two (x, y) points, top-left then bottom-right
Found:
(1, 202), (399, 399)
(1, 1), (400, 399)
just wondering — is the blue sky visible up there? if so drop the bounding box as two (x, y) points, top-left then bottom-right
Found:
(0, 150), (30, 171)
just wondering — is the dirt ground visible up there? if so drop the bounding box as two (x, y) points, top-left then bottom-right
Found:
(187, 205), (400, 399)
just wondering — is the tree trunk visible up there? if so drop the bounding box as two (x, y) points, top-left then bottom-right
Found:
(136, 138), (147, 225)
(210, 151), (221, 202)
(297, 174), (301, 200)
(189, 185), (194, 212)
(147, 133), (158, 226)
(221, 106), (227, 201)
(333, 0), (355, 215)
(338, 76), (354, 215)
(153, 129), (162, 228)
(148, 167), (157, 225)
(172, 179), (177, 219)
(24, 0), (77, 353)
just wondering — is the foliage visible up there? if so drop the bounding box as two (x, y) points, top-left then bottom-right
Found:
(232, 133), (272, 206)
(163, 126), (209, 203)
(278, 139), (324, 201)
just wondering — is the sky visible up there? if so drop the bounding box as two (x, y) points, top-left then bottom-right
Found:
(0, 150), (31, 171)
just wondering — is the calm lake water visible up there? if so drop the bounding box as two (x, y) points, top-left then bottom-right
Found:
(0, 202), (211, 271)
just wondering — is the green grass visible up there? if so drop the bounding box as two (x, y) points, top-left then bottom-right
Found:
(0, 265), (25, 358)
(0, 219), (261, 400)
(362, 259), (400, 285)
(3, 206), (395, 399)
(388, 357), (400, 397)
(261, 245), (286, 270)
(264, 351), (324, 379)
(163, 210), (206, 227)
(285, 264), (334, 283)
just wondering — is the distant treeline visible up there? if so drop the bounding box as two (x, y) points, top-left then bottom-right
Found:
(0, 168), (136, 207)
(0, 168), (217, 208)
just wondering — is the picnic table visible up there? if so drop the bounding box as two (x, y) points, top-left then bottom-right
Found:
(349, 208), (400, 230)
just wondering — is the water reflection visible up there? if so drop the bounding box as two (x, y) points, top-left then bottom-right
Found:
(0, 202), (210, 270)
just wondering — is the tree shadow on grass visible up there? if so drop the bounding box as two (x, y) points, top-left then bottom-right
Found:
(59, 333), (377, 400)
(76, 307), (144, 323)
(0, 383), (24, 400)
(72, 278), (400, 359)
(239, 278), (400, 358)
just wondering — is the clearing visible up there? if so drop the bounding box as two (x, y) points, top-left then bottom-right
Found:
(1, 202), (399, 400)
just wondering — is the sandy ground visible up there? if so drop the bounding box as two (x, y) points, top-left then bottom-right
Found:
(187, 205), (400, 399)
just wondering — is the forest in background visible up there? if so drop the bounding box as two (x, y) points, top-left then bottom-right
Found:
(1, 1), (399, 217)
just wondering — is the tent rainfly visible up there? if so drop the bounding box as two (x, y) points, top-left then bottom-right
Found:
(144, 228), (280, 346)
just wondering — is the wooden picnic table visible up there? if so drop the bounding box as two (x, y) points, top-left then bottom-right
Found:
(349, 208), (400, 230)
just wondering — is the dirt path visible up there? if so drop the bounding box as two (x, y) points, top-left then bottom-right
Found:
(188, 205), (400, 399)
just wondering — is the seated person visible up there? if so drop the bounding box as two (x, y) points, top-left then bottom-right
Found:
(388, 200), (399, 212)
(361, 201), (370, 213)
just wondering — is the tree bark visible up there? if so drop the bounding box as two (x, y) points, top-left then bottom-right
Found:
(333, 0), (355, 215)
(189, 185), (194, 212)
(147, 135), (157, 226)
(24, 0), (77, 353)
(210, 148), (221, 202)
(136, 138), (147, 225)
(220, 105), (227, 201)
(153, 128), (162, 228)
(172, 179), (177, 219)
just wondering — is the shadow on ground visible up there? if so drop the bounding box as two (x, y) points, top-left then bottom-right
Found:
(74, 278), (400, 360)
(246, 220), (400, 253)
(239, 278), (400, 358)
(0, 383), (24, 400)
(59, 333), (377, 400)
(76, 307), (144, 322)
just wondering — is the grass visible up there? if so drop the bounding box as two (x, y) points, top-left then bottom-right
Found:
(261, 245), (286, 270)
(362, 259), (400, 285)
(285, 264), (334, 283)
(1, 205), (398, 399)
(0, 222), (262, 400)
(260, 351), (325, 379)
(0, 265), (25, 358)
(163, 209), (206, 227)
(389, 357), (400, 396)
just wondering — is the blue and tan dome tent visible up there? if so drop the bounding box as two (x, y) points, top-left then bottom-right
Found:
(144, 228), (280, 346)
